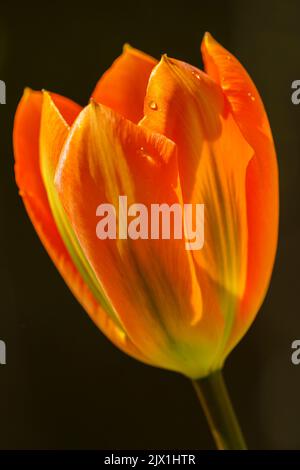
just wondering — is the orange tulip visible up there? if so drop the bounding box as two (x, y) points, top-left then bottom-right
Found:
(13, 33), (278, 381)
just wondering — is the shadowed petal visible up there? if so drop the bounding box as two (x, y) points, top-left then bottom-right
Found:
(201, 33), (279, 356)
(92, 45), (157, 122)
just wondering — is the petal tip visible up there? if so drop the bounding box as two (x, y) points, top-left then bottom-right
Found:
(160, 53), (175, 70)
(88, 98), (101, 115)
(41, 89), (51, 101)
(122, 43), (156, 65)
(203, 31), (213, 42)
(22, 87), (34, 100)
(122, 42), (132, 52)
(202, 32), (217, 51)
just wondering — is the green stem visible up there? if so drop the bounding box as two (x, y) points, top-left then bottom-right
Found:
(192, 370), (247, 450)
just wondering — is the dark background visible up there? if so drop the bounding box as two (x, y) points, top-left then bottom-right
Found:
(0, 0), (299, 449)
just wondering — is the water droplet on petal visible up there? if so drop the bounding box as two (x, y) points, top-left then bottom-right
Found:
(247, 92), (255, 102)
(192, 70), (201, 80)
(149, 100), (158, 110)
(139, 147), (157, 166)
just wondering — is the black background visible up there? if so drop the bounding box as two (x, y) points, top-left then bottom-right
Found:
(0, 0), (299, 449)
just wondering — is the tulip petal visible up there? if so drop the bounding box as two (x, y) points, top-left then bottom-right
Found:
(141, 56), (253, 369)
(13, 89), (148, 364)
(40, 91), (121, 326)
(55, 102), (213, 377)
(201, 33), (279, 356)
(91, 45), (157, 123)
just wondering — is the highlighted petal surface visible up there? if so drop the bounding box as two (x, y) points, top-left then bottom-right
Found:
(14, 89), (147, 364)
(54, 102), (221, 378)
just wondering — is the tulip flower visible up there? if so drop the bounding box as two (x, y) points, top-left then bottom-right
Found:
(13, 33), (278, 449)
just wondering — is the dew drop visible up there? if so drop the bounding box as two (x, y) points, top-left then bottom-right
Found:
(192, 70), (201, 80)
(247, 92), (255, 102)
(149, 100), (158, 110)
(139, 147), (157, 166)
